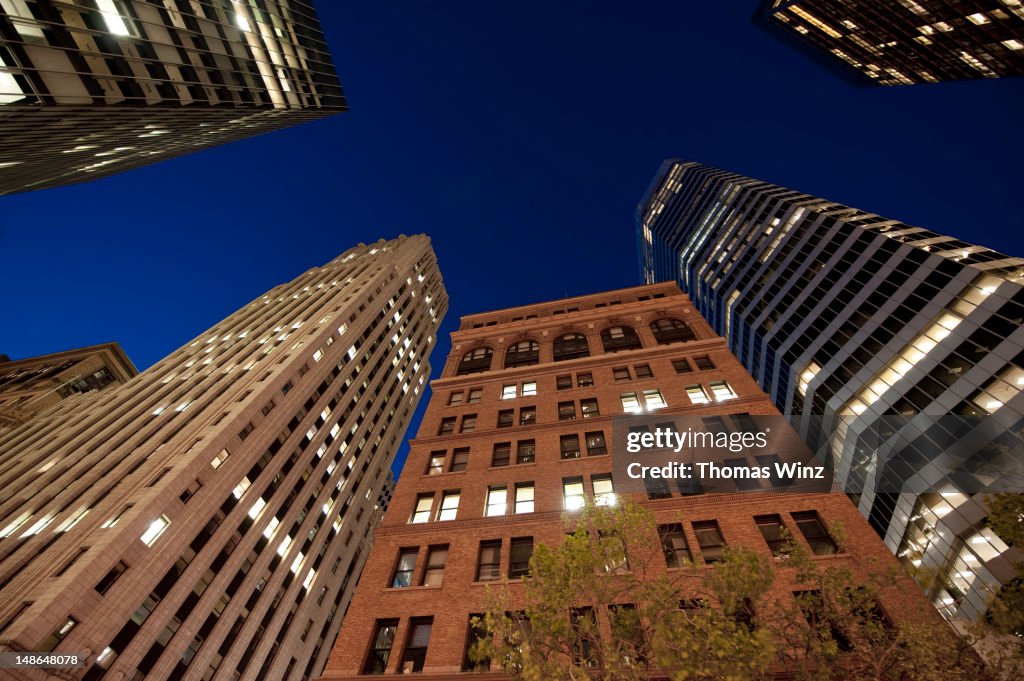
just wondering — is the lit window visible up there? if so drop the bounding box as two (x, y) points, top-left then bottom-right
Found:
(410, 494), (432, 524)
(96, 0), (131, 36)
(1003, 39), (1024, 50)
(620, 392), (642, 413)
(709, 381), (737, 401)
(140, 515), (170, 546)
(685, 385), (710, 405)
(642, 389), (666, 409)
(422, 545), (448, 586)
(522, 381), (537, 396)
(501, 385), (517, 400)
(593, 475), (616, 507)
(485, 486), (507, 517)
(391, 548), (418, 587)
(426, 452), (445, 476)
(438, 491), (460, 521)
(797, 362), (821, 397)
(563, 477), (586, 511)
(515, 483), (535, 513)
(966, 12), (989, 24)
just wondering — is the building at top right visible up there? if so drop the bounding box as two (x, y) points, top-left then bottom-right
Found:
(637, 159), (1024, 624)
(762, 0), (1024, 85)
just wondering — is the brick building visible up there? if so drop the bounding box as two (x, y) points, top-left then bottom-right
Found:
(318, 282), (941, 681)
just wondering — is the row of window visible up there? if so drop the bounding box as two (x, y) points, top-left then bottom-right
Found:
(435, 382), (738, 436)
(425, 432), (609, 475)
(457, 319), (697, 374)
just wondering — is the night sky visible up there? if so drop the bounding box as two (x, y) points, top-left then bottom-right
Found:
(2, 2), (1022, 476)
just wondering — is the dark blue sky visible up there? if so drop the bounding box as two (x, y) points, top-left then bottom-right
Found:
(2, 2), (1022, 475)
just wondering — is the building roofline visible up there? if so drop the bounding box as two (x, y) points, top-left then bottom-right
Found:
(0, 342), (138, 376)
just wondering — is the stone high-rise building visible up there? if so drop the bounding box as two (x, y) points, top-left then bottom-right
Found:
(0, 0), (346, 194)
(0, 234), (447, 681)
(318, 282), (937, 680)
(761, 0), (1024, 85)
(637, 159), (1024, 623)
(0, 342), (137, 434)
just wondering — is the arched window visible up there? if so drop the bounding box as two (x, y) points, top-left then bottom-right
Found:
(600, 326), (642, 353)
(553, 333), (590, 361)
(504, 340), (540, 368)
(650, 318), (695, 344)
(457, 347), (493, 375)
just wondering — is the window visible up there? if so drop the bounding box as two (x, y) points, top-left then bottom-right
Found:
(492, 443), (511, 467)
(620, 392), (641, 413)
(476, 540), (502, 581)
(556, 375), (572, 390)
(709, 381), (737, 401)
(795, 591), (852, 651)
(571, 608), (598, 667)
(601, 326), (642, 352)
(521, 381), (537, 396)
(486, 486), (507, 517)
(140, 516), (170, 546)
(560, 434), (581, 459)
(558, 401), (577, 420)
(425, 452), (444, 476)
(554, 333), (590, 361)
(438, 417), (456, 435)
(756, 515), (789, 557)
(650, 318), (695, 344)
(592, 474), (615, 506)
(634, 364), (653, 379)
(600, 531), (628, 573)
(581, 398), (599, 418)
(449, 448), (469, 473)
(95, 561), (127, 594)
(505, 340), (540, 368)
(410, 495), (433, 524)
(467, 388), (483, 404)
(576, 372), (594, 387)
(516, 440), (535, 464)
(672, 358), (692, 374)
(694, 355), (715, 370)
(437, 492), (460, 521)
(519, 406), (536, 426)
(792, 512), (838, 555)
(458, 347), (492, 375)
(645, 477), (671, 500)
(684, 385), (710, 405)
(563, 477), (585, 510)
(613, 366), (631, 382)
(422, 546), (448, 586)
(448, 391), (464, 406)
(364, 620), (398, 674)
(585, 431), (607, 456)
(399, 618), (433, 673)
(692, 521), (726, 563)
(499, 384), (518, 401)
(509, 538), (533, 579)
(609, 604), (646, 665)
(460, 414), (477, 433)
(391, 549), (418, 587)
(497, 409), (514, 428)
(463, 615), (490, 672)
(642, 390), (665, 409)
(514, 483), (535, 513)
(658, 524), (692, 567)
(39, 618), (78, 652)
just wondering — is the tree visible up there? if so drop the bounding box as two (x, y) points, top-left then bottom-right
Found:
(471, 500), (1000, 681)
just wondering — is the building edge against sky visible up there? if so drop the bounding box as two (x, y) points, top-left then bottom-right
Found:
(0, 234), (447, 681)
(318, 282), (941, 680)
(0, 0), (346, 195)
(636, 159), (1024, 623)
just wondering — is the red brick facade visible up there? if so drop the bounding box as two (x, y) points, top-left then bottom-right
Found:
(318, 282), (939, 681)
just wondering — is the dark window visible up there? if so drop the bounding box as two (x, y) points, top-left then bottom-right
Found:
(463, 615), (490, 672)
(609, 604), (646, 665)
(634, 364), (653, 379)
(497, 409), (514, 428)
(467, 388), (483, 404)
(95, 561), (127, 594)
(505, 340), (540, 368)
(449, 448), (469, 473)
(672, 358), (692, 374)
(492, 443), (511, 467)
(519, 407), (536, 426)
(365, 620), (398, 673)
(576, 372), (594, 387)
(476, 540), (501, 581)
(585, 431), (607, 456)
(571, 608), (598, 667)
(795, 591), (852, 651)
(556, 375), (572, 390)
(580, 398), (599, 418)
(391, 549), (418, 588)
(755, 515), (789, 557)
(613, 366), (631, 382)
(692, 520), (726, 564)
(792, 512), (838, 555)
(516, 440), (535, 464)
(601, 326), (642, 352)
(438, 417), (456, 436)
(558, 401), (576, 420)
(658, 524), (691, 567)
(448, 391), (464, 406)
(560, 434), (581, 459)
(693, 355), (715, 370)
(399, 618), (432, 673)
(645, 476), (672, 500)
(422, 546), (448, 586)
(39, 618), (77, 652)
(458, 347), (492, 375)
(460, 414), (477, 433)
(651, 318), (695, 344)
(509, 537), (533, 579)
(554, 333), (590, 361)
